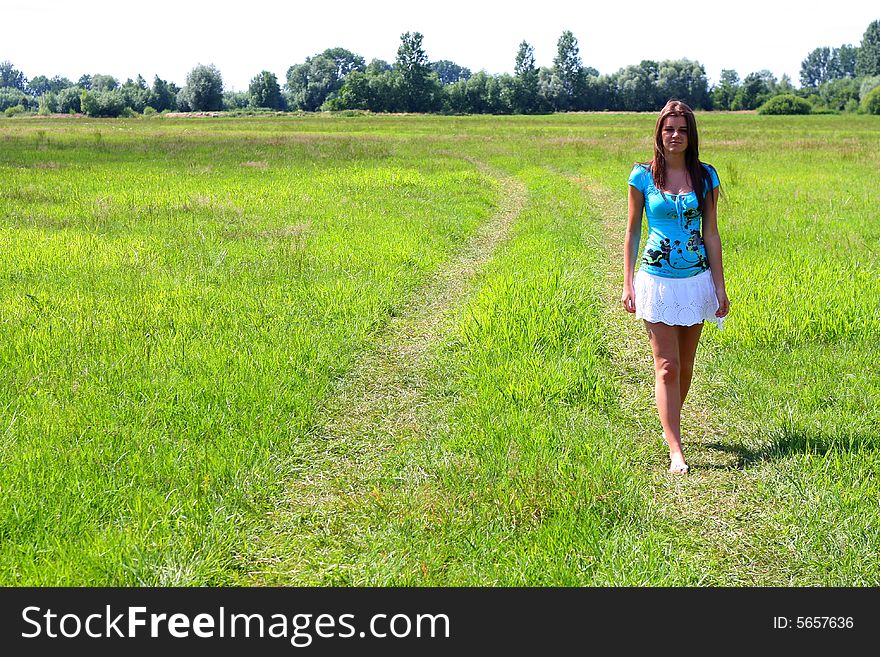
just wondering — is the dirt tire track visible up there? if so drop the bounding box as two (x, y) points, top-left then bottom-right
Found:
(243, 158), (528, 584)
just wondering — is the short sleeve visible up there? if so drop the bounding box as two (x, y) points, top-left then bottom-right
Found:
(704, 164), (720, 190)
(628, 164), (648, 192)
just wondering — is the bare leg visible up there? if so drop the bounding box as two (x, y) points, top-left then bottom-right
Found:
(645, 321), (703, 473)
(678, 322), (704, 407)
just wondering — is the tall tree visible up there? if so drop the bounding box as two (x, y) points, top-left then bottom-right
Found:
(286, 49), (364, 111)
(856, 20), (880, 77)
(395, 31), (441, 112)
(512, 41), (541, 113)
(120, 75), (150, 112)
(150, 75), (179, 112)
(538, 66), (564, 110)
(0, 61), (27, 91)
(286, 56), (337, 110)
(29, 75), (73, 96)
(552, 30), (586, 110)
(181, 64), (223, 111)
(90, 74), (119, 93)
(330, 67), (404, 113)
(711, 69), (740, 110)
(50, 75), (74, 92)
(514, 41), (536, 78)
(248, 70), (283, 109)
(366, 59), (392, 76)
(802, 44), (859, 87)
(325, 59), (404, 112)
(800, 46), (832, 88)
(326, 70), (373, 111)
(829, 44), (859, 79)
(656, 59), (709, 109)
(731, 70), (776, 110)
(430, 60), (471, 85)
(28, 75), (52, 96)
(321, 47), (366, 80)
(367, 70), (404, 112)
(613, 60), (661, 111)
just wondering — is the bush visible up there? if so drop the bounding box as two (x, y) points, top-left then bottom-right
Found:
(80, 89), (127, 117)
(56, 86), (83, 113)
(862, 85), (880, 114)
(142, 106), (158, 116)
(859, 75), (880, 100)
(175, 88), (191, 112)
(4, 104), (26, 117)
(0, 87), (32, 111)
(120, 81), (151, 113)
(222, 90), (250, 110)
(758, 93), (812, 115)
(38, 93), (55, 115)
(816, 77), (861, 112)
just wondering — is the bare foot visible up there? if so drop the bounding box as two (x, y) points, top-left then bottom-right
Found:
(668, 454), (689, 474)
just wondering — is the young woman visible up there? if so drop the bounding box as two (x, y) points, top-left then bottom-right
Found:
(621, 100), (729, 474)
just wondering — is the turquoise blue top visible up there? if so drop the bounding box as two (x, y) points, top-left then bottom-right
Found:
(628, 163), (720, 279)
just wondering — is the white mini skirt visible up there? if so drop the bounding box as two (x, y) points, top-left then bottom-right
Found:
(634, 268), (724, 329)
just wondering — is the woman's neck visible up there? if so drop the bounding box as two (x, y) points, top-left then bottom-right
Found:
(665, 151), (686, 170)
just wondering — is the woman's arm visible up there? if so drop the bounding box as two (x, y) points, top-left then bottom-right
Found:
(702, 187), (729, 318)
(622, 185), (644, 313)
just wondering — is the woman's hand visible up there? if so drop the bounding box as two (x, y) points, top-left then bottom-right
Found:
(621, 284), (636, 313)
(715, 288), (730, 318)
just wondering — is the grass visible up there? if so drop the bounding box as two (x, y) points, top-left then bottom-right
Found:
(1, 112), (878, 585)
(0, 116), (495, 584)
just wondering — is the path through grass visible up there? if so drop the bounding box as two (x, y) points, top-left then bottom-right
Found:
(244, 159), (529, 583)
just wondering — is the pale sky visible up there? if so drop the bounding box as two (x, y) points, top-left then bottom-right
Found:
(5, 0), (878, 91)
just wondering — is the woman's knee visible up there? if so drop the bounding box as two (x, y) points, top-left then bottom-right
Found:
(654, 358), (681, 383)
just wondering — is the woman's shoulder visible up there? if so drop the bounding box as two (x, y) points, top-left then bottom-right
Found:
(700, 162), (720, 188)
(628, 161), (652, 188)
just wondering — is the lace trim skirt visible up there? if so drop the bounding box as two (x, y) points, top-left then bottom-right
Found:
(634, 268), (724, 329)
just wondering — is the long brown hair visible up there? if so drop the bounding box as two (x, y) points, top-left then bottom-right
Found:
(651, 100), (715, 216)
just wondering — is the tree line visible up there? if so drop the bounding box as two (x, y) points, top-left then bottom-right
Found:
(2, 20), (879, 117)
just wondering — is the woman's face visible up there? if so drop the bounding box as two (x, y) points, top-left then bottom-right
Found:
(661, 115), (689, 155)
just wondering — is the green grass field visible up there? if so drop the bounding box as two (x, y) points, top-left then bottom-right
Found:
(1, 112), (878, 585)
